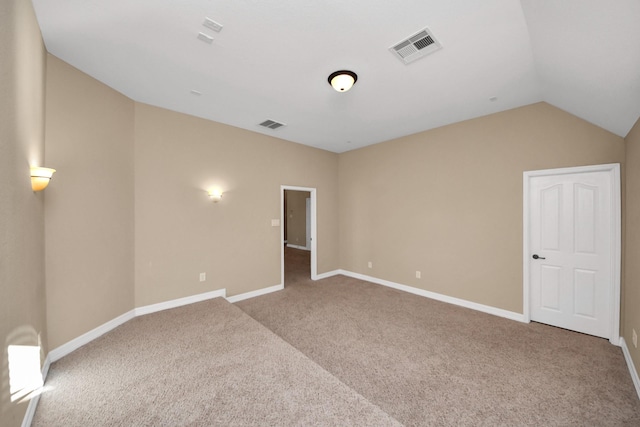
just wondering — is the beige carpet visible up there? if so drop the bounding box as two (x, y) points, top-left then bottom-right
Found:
(33, 297), (400, 426)
(236, 247), (640, 426)
(34, 247), (640, 426)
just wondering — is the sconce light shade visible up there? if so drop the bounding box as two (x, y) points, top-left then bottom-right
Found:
(208, 189), (223, 203)
(328, 70), (358, 92)
(30, 167), (56, 192)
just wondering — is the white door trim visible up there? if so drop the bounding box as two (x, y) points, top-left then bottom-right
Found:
(523, 163), (621, 345)
(305, 197), (311, 250)
(281, 186), (317, 282)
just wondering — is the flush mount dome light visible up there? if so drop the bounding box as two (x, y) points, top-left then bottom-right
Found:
(328, 70), (357, 92)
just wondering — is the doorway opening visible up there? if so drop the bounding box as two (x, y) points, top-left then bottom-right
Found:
(281, 186), (317, 286)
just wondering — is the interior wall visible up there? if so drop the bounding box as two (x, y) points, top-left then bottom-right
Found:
(624, 116), (640, 375)
(285, 190), (310, 248)
(339, 102), (625, 314)
(134, 103), (338, 306)
(44, 55), (135, 349)
(0, 0), (47, 424)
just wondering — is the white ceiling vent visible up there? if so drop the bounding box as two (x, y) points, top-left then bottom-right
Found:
(259, 119), (286, 130)
(389, 27), (442, 64)
(203, 17), (223, 33)
(197, 32), (214, 44)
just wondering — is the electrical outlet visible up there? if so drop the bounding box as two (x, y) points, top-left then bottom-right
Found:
(633, 329), (638, 348)
(367, 261), (373, 269)
(416, 271), (421, 279)
(199, 272), (206, 282)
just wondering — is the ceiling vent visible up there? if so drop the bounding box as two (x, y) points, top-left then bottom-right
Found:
(389, 27), (442, 64)
(203, 17), (223, 33)
(259, 119), (286, 130)
(197, 32), (214, 44)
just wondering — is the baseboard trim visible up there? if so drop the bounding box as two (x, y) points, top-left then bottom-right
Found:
(620, 337), (640, 400)
(48, 309), (136, 363)
(48, 288), (228, 365)
(314, 269), (341, 280)
(135, 289), (227, 317)
(21, 353), (51, 427)
(22, 393), (39, 427)
(227, 284), (284, 303)
(41, 353), (51, 385)
(286, 244), (310, 251)
(338, 270), (527, 323)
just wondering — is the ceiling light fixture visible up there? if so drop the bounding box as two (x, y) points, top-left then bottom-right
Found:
(328, 70), (357, 92)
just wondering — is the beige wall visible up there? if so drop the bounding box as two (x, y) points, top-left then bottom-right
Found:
(285, 190), (310, 247)
(134, 103), (338, 306)
(339, 102), (625, 313)
(40, 56), (338, 343)
(624, 116), (640, 375)
(0, 0), (47, 424)
(44, 55), (135, 349)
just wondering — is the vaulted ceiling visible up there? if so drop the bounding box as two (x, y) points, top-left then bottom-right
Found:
(32, 0), (640, 153)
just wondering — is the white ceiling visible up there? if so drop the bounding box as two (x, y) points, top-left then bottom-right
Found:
(32, 0), (640, 153)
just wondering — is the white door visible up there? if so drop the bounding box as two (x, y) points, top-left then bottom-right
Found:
(528, 169), (615, 339)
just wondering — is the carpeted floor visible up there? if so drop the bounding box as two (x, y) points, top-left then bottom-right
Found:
(32, 296), (400, 426)
(236, 247), (640, 426)
(33, 247), (640, 426)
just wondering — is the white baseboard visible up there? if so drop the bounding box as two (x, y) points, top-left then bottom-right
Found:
(337, 270), (527, 323)
(48, 309), (136, 363)
(48, 288), (228, 364)
(620, 337), (640, 400)
(21, 353), (52, 427)
(286, 244), (310, 251)
(311, 270), (344, 280)
(40, 353), (51, 387)
(314, 269), (341, 280)
(22, 392), (39, 427)
(227, 284), (284, 303)
(135, 289), (227, 316)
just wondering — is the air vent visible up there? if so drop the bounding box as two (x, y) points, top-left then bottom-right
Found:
(203, 17), (223, 33)
(259, 119), (286, 130)
(389, 27), (442, 64)
(197, 32), (214, 44)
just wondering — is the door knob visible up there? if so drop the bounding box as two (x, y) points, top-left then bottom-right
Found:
(532, 254), (546, 260)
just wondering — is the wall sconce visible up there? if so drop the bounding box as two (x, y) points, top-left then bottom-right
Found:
(208, 189), (223, 203)
(30, 167), (56, 192)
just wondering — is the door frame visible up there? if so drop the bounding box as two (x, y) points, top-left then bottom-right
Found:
(305, 197), (311, 250)
(523, 163), (621, 345)
(281, 186), (317, 283)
